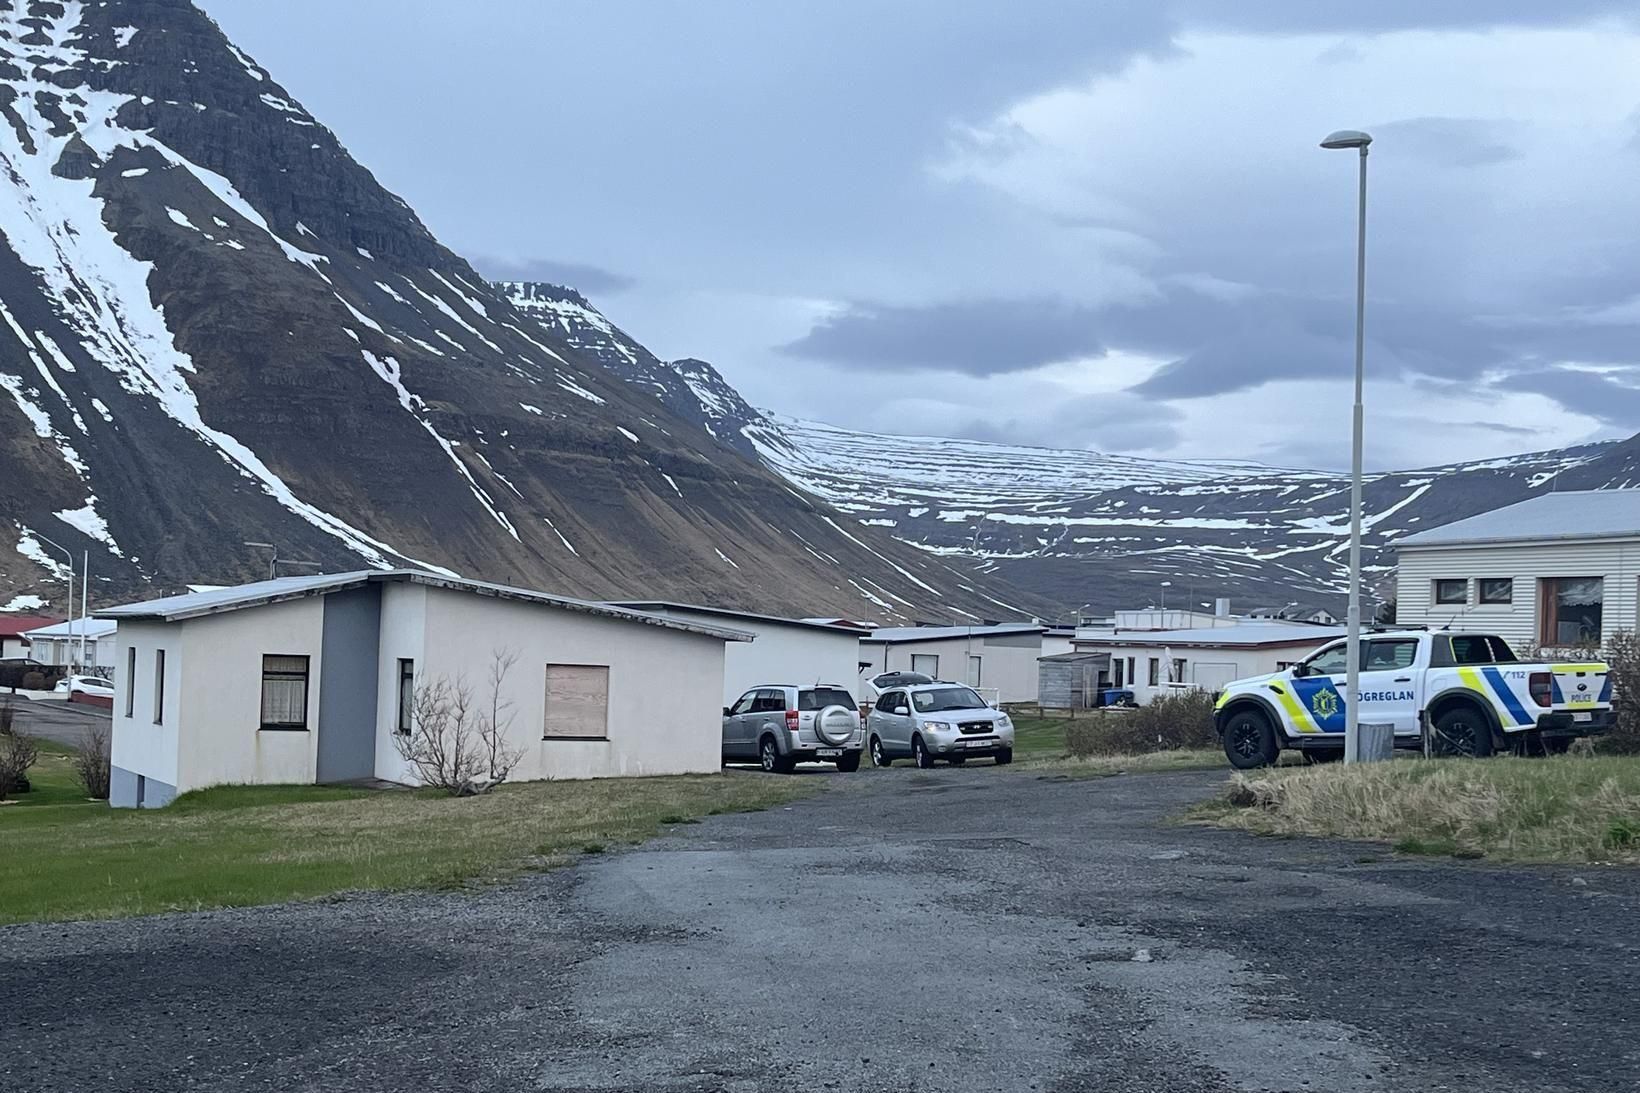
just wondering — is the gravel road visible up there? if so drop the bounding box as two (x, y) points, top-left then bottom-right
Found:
(5, 766), (1639, 1092)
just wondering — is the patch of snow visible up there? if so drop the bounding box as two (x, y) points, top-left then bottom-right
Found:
(557, 377), (606, 405)
(660, 473), (683, 498)
(543, 515), (579, 556)
(225, 41), (265, 80)
(165, 207), (197, 230)
(113, 26), (138, 48)
(120, 167), (147, 178)
(16, 529), (70, 579)
(54, 499), (123, 555)
(617, 426), (640, 443)
(356, 247), (374, 260)
(714, 547), (740, 569)
(519, 403), (543, 415)
(2, 594), (47, 611)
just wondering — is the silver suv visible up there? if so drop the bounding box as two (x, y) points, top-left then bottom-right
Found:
(722, 684), (864, 773)
(868, 682), (1015, 768)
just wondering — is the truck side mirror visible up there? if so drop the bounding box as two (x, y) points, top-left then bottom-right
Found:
(1291, 663), (1308, 678)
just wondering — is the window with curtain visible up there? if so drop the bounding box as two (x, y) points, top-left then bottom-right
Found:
(260, 654), (310, 730)
(1540, 578), (1603, 646)
(1147, 658), (1160, 686)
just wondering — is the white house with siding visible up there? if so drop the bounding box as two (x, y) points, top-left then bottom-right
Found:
(859, 623), (1047, 703)
(1071, 620), (1343, 704)
(608, 601), (868, 706)
(1395, 489), (1640, 649)
(23, 616), (118, 672)
(98, 571), (750, 808)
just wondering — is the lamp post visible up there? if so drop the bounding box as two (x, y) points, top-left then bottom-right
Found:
(1320, 127), (1372, 763)
(32, 532), (75, 670)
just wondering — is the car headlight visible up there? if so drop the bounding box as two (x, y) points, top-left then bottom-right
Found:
(996, 714), (1012, 728)
(923, 720), (952, 732)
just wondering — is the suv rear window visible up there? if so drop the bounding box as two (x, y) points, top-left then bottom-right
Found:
(799, 687), (855, 710)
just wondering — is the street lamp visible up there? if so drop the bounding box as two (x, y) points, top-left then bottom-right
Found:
(1320, 127), (1372, 763)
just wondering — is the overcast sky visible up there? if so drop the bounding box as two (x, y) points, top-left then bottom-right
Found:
(201, 1), (1640, 471)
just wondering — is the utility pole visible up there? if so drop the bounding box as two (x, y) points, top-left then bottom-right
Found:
(34, 532), (74, 671)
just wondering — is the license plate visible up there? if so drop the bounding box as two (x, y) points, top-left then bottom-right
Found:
(1573, 712), (1592, 723)
(964, 739), (990, 748)
(816, 748), (842, 758)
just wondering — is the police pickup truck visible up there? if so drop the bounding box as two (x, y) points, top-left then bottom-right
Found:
(1215, 630), (1611, 769)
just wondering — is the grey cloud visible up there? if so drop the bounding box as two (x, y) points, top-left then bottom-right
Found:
(1178, 0), (1635, 34)
(1371, 117), (1521, 168)
(780, 300), (1106, 376)
(470, 255), (635, 295)
(953, 393), (1184, 451)
(1509, 368), (1640, 425)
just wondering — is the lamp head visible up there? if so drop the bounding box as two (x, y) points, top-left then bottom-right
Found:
(1320, 129), (1372, 150)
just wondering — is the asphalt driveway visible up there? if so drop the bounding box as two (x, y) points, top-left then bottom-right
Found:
(4, 767), (1639, 1092)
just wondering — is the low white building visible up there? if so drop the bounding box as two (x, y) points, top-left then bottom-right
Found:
(23, 616), (118, 672)
(99, 571), (750, 808)
(609, 601), (868, 706)
(859, 623), (1047, 703)
(1395, 489), (1640, 649)
(1072, 620), (1343, 703)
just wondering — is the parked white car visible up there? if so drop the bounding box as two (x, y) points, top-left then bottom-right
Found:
(55, 674), (114, 697)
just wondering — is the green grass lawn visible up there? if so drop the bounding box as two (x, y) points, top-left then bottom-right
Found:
(1006, 712), (1229, 776)
(1195, 753), (1640, 863)
(0, 757), (820, 925)
(2, 739), (93, 811)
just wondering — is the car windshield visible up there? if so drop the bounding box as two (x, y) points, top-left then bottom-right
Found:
(912, 686), (986, 713)
(799, 687), (855, 710)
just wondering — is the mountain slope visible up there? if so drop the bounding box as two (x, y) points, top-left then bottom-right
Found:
(0, 0), (1047, 623)
(745, 412), (1618, 613)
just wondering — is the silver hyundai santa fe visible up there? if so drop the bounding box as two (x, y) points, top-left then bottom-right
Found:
(868, 682), (1014, 768)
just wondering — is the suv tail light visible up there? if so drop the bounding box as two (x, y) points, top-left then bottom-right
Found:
(786, 709), (800, 732)
(1529, 672), (1553, 708)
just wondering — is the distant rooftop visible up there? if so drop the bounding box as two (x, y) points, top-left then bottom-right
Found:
(608, 601), (872, 634)
(100, 571), (753, 641)
(1075, 622), (1345, 649)
(25, 615), (117, 639)
(861, 623), (1047, 644)
(1396, 490), (1640, 549)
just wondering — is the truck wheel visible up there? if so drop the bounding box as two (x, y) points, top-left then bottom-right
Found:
(1223, 709), (1278, 770)
(1432, 706), (1493, 759)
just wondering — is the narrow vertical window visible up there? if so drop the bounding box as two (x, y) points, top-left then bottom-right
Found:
(152, 649), (165, 724)
(397, 658), (415, 735)
(1148, 658), (1160, 686)
(124, 646), (136, 718)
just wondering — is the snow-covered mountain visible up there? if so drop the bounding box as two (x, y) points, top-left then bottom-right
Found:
(0, 0), (1048, 624)
(746, 413), (1622, 614)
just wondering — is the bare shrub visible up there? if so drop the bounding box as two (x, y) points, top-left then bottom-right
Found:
(1224, 773), (1283, 810)
(1066, 689), (1218, 756)
(20, 670), (44, 692)
(0, 699), (13, 735)
(394, 650), (526, 796)
(0, 730), (39, 800)
(74, 718), (112, 800)
(1599, 630), (1640, 755)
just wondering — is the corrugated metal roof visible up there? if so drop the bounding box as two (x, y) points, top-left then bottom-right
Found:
(1396, 489), (1640, 548)
(98, 570), (754, 642)
(1075, 623), (1344, 649)
(862, 623), (1047, 644)
(609, 601), (871, 634)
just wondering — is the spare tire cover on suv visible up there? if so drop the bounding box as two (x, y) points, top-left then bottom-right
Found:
(814, 704), (856, 746)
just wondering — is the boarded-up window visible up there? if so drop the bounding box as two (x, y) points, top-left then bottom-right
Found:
(544, 664), (609, 739)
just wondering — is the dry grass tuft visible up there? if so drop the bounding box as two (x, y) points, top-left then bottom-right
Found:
(1198, 754), (1640, 862)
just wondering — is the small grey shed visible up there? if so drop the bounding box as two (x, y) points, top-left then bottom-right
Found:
(1038, 651), (1110, 710)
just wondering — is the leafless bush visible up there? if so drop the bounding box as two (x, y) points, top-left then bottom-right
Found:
(0, 730), (39, 800)
(74, 718), (112, 800)
(1600, 630), (1640, 755)
(394, 650), (526, 796)
(1066, 689), (1218, 756)
(0, 698), (13, 735)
